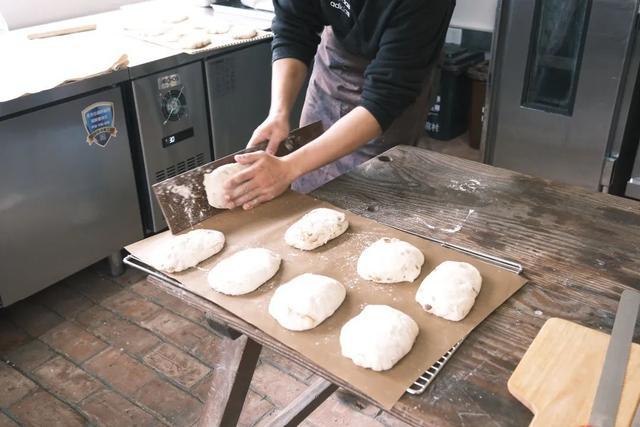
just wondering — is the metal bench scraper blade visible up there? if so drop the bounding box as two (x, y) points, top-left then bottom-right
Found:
(152, 121), (323, 234)
(589, 289), (640, 427)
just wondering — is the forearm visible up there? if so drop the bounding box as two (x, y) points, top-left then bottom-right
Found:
(285, 106), (382, 178)
(270, 58), (308, 118)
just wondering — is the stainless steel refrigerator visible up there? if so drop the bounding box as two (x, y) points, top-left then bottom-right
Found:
(484, 0), (640, 195)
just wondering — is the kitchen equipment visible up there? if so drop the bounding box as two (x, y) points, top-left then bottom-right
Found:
(627, 147), (640, 200)
(0, 87), (143, 307)
(27, 24), (96, 40)
(124, 190), (527, 409)
(129, 61), (212, 234)
(485, 0), (640, 194)
(508, 318), (640, 427)
(590, 289), (640, 427)
(152, 120), (323, 234)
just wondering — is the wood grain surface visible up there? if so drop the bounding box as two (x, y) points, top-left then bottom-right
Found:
(149, 146), (640, 426)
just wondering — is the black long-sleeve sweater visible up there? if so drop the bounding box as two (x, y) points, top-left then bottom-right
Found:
(271, 0), (455, 130)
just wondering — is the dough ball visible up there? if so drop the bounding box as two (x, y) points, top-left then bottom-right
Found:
(207, 21), (231, 34)
(415, 261), (482, 321)
(208, 248), (281, 295)
(164, 15), (189, 24)
(284, 208), (349, 250)
(340, 305), (418, 371)
(181, 34), (211, 50)
(230, 26), (258, 40)
(357, 238), (424, 283)
(268, 273), (346, 331)
(203, 163), (249, 209)
(152, 229), (225, 273)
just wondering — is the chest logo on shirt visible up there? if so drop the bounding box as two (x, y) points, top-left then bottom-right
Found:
(330, 0), (351, 18)
(81, 102), (118, 148)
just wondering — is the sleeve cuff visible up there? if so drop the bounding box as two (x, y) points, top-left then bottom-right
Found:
(359, 99), (395, 132)
(272, 45), (316, 67)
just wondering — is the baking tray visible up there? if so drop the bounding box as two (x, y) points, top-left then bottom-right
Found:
(124, 191), (526, 409)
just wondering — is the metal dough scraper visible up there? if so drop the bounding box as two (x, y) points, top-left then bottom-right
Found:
(153, 121), (323, 234)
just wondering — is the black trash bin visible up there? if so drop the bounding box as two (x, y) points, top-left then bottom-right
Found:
(425, 44), (484, 141)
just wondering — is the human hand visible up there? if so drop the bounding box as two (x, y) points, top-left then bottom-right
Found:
(223, 151), (299, 210)
(247, 114), (290, 155)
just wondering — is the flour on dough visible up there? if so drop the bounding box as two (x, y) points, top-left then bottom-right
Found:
(340, 305), (418, 371)
(152, 229), (225, 273)
(181, 34), (211, 50)
(415, 261), (482, 321)
(357, 238), (424, 283)
(230, 26), (258, 40)
(268, 273), (346, 331)
(203, 163), (249, 209)
(207, 21), (231, 34)
(207, 248), (281, 295)
(284, 208), (349, 250)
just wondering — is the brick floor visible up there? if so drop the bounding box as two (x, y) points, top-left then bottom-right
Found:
(0, 263), (411, 427)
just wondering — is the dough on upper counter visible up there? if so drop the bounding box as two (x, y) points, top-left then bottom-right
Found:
(415, 261), (482, 321)
(208, 248), (281, 295)
(203, 163), (249, 209)
(284, 208), (349, 250)
(230, 26), (258, 40)
(269, 273), (346, 331)
(152, 229), (225, 273)
(340, 305), (418, 371)
(357, 238), (424, 283)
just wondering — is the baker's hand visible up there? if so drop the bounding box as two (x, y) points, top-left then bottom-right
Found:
(223, 151), (298, 210)
(247, 114), (290, 155)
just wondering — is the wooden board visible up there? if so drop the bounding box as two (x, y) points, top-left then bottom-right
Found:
(508, 318), (640, 426)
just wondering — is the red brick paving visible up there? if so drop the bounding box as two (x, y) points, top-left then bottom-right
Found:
(79, 389), (157, 427)
(5, 340), (56, 372)
(143, 343), (210, 389)
(84, 348), (156, 395)
(3, 301), (63, 337)
(40, 321), (108, 363)
(0, 412), (19, 427)
(102, 290), (162, 322)
(0, 364), (38, 407)
(9, 389), (85, 427)
(0, 263), (411, 427)
(76, 305), (160, 357)
(33, 357), (101, 403)
(134, 377), (201, 426)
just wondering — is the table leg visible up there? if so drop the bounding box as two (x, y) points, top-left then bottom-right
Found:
(264, 377), (338, 427)
(198, 334), (262, 427)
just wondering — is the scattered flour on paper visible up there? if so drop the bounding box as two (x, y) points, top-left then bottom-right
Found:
(448, 179), (483, 193)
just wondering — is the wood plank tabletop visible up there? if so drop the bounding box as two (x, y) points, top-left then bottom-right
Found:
(155, 145), (640, 426)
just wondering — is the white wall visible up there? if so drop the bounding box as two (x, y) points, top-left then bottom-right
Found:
(450, 0), (498, 32)
(0, 0), (144, 29)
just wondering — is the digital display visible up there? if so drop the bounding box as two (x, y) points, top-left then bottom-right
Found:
(162, 128), (194, 148)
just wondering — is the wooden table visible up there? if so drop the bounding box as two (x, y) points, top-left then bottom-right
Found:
(150, 145), (640, 426)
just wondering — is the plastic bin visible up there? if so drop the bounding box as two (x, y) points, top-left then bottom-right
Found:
(467, 60), (489, 149)
(425, 44), (484, 140)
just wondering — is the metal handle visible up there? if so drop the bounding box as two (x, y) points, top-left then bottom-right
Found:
(388, 225), (523, 274)
(122, 254), (183, 287)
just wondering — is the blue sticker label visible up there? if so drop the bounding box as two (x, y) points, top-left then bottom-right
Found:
(81, 102), (117, 147)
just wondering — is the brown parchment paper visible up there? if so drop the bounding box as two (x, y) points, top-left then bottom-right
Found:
(126, 192), (527, 409)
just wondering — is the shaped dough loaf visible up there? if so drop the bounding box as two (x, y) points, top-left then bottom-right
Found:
(357, 238), (424, 283)
(269, 273), (346, 331)
(208, 248), (281, 295)
(152, 229), (225, 273)
(340, 305), (418, 371)
(415, 261), (482, 321)
(230, 26), (258, 39)
(203, 163), (248, 209)
(284, 208), (349, 250)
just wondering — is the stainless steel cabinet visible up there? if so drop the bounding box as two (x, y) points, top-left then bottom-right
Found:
(0, 87), (142, 306)
(206, 41), (306, 159)
(485, 0), (640, 191)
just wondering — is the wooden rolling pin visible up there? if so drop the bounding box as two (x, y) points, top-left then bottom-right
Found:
(27, 24), (96, 40)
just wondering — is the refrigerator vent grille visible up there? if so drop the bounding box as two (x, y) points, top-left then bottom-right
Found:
(154, 152), (207, 183)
